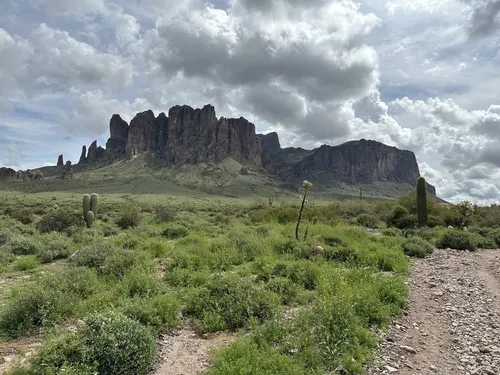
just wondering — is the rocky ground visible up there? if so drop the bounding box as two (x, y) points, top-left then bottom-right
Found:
(366, 249), (500, 375)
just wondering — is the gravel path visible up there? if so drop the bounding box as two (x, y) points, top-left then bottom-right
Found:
(367, 249), (500, 375)
(151, 327), (235, 375)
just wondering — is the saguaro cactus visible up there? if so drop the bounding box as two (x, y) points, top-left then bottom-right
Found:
(83, 193), (98, 228)
(85, 211), (95, 228)
(90, 193), (99, 217)
(416, 177), (428, 227)
(83, 194), (90, 218)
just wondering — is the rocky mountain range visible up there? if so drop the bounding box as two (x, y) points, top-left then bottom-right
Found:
(69, 104), (435, 195)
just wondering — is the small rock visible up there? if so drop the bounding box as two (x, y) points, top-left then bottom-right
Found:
(399, 345), (417, 354)
(384, 365), (398, 373)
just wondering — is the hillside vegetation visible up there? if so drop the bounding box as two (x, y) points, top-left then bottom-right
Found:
(0, 187), (498, 374)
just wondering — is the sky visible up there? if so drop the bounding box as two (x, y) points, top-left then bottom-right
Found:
(1, 0), (500, 204)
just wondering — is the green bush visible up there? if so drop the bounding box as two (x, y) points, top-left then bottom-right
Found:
(403, 237), (434, 258)
(122, 294), (181, 333)
(23, 311), (156, 375)
(387, 206), (417, 229)
(355, 214), (378, 229)
(70, 243), (135, 278)
(0, 267), (99, 338)
(14, 256), (40, 271)
(38, 210), (82, 234)
(207, 339), (307, 375)
(427, 215), (444, 228)
(437, 229), (477, 251)
(0, 283), (69, 338)
(272, 261), (320, 290)
(184, 276), (278, 332)
(381, 228), (402, 237)
(10, 237), (41, 255)
(8, 208), (34, 225)
(265, 277), (300, 305)
(79, 311), (156, 375)
(154, 205), (177, 223)
(116, 206), (141, 229)
(161, 225), (188, 239)
(38, 234), (73, 263)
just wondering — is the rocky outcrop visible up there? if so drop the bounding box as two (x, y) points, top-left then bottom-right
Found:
(0, 167), (16, 179)
(126, 110), (160, 156)
(107, 114), (129, 153)
(259, 132), (281, 155)
(45, 104), (436, 195)
(87, 141), (105, 163)
(79, 145), (87, 164)
(283, 139), (436, 194)
(57, 154), (64, 166)
(62, 161), (74, 180)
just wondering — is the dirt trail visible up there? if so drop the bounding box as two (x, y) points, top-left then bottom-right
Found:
(151, 327), (235, 375)
(367, 249), (500, 375)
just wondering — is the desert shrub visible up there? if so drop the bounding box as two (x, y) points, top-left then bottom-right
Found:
(338, 201), (371, 218)
(14, 256), (40, 271)
(271, 261), (320, 290)
(102, 224), (120, 237)
(10, 237), (41, 255)
(381, 228), (402, 237)
(121, 265), (161, 297)
(122, 294), (181, 333)
(403, 237), (434, 258)
(355, 214), (378, 229)
(38, 234), (73, 263)
(207, 340), (307, 375)
(387, 205), (417, 229)
(161, 225), (188, 239)
(427, 215), (444, 228)
(25, 311), (156, 375)
(265, 277), (300, 305)
(38, 210), (81, 234)
(154, 205), (177, 223)
(79, 311), (156, 375)
(443, 210), (464, 228)
(0, 267), (99, 338)
(8, 208), (34, 225)
(0, 282), (69, 338)
(437, 229), (477, 251)
(26, 333), (92, 375)
(321, 236), (358, 263)
(0, 229), (10, 245)
(184, 276), (278, 332)
(116, 206), (141, 229)
(71, 243), (134, 278)
(0, 246), (14, 268)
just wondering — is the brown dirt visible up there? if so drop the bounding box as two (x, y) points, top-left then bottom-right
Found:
(367, 249), (500, 375)
(0, 335), (42, 373)
(151, 327), (236, 375)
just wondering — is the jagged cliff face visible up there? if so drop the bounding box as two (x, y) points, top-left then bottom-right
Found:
(80, 104), (262, 166)
(287, 140), (433, 192)
(74, 104), (435, 195)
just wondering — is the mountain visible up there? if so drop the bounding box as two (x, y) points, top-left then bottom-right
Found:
(0, 104), (436, 197)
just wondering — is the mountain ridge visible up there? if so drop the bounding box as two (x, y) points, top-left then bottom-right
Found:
(1, 103), (437, 196)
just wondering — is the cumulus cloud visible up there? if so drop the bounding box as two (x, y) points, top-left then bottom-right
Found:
(0, 24), (133, 102)
(146, 0), (380, 140)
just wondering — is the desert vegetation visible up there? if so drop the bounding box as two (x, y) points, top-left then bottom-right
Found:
(0, 186), (499, 374)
